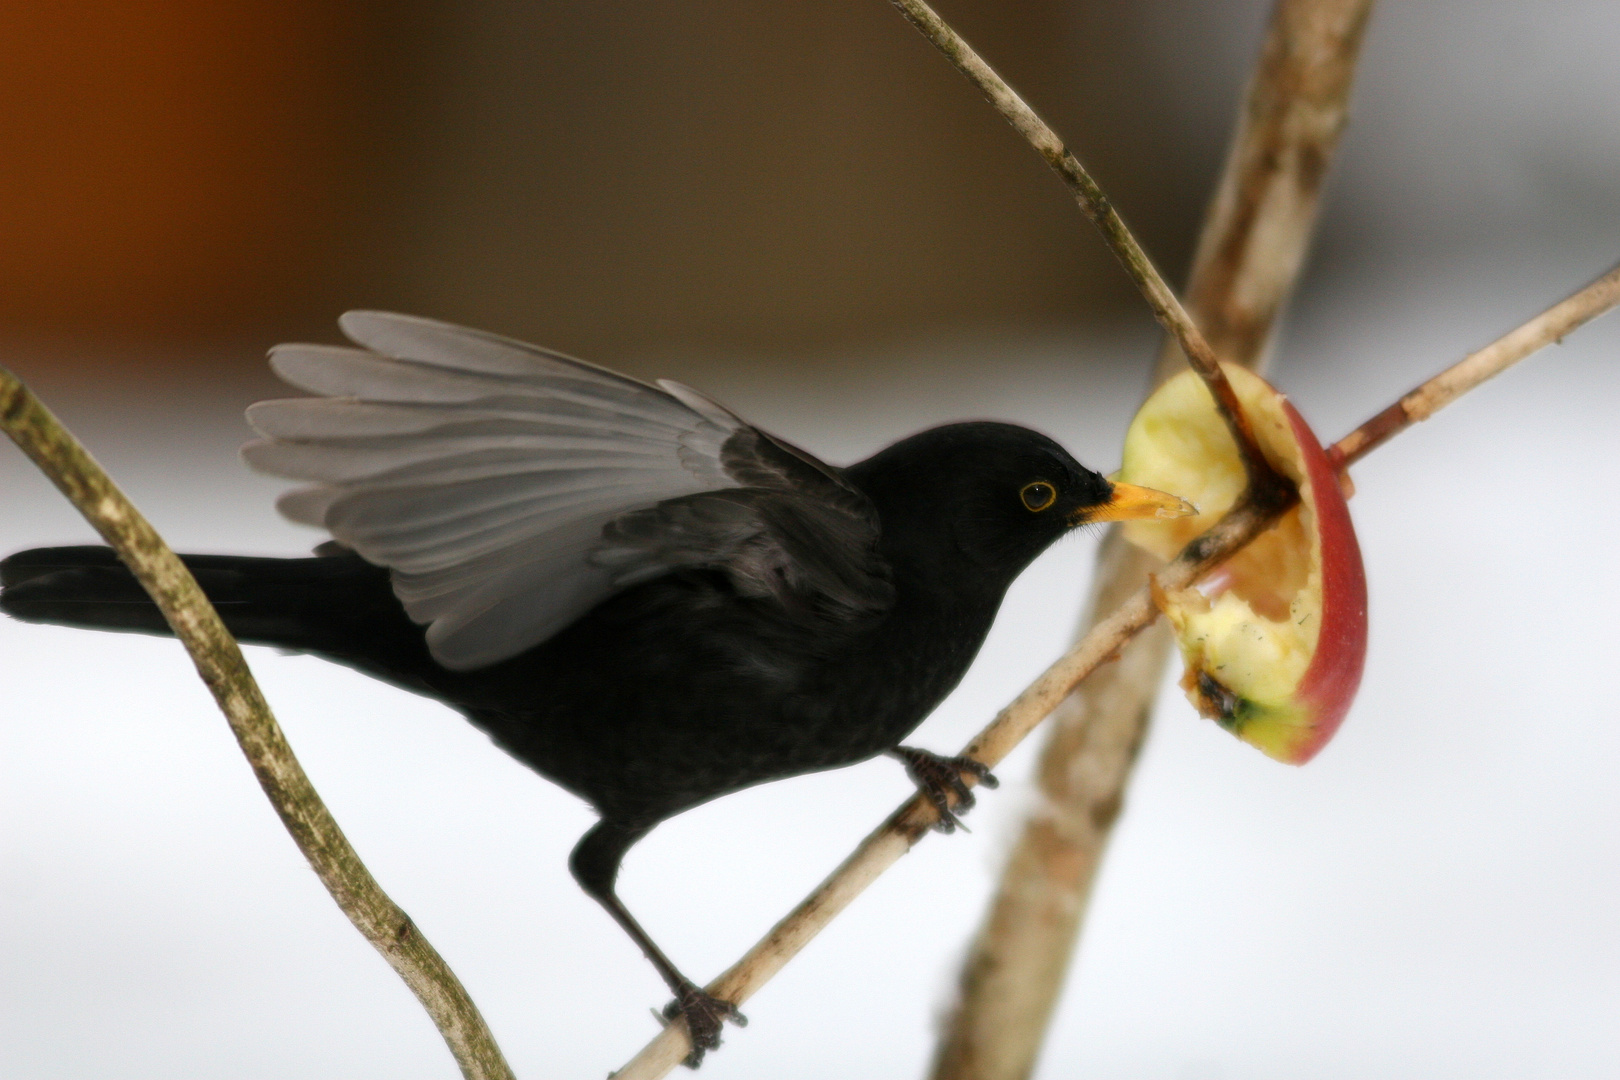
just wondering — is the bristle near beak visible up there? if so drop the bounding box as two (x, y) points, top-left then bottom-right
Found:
(1078, 481), (1198, 525)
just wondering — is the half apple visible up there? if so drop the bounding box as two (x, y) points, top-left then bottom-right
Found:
(1116, 364), (1367, 764)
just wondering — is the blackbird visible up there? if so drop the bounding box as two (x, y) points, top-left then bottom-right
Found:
(0, 313), (1192, 1063)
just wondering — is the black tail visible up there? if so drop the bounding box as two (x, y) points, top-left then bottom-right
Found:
(0, 546), (434, 684)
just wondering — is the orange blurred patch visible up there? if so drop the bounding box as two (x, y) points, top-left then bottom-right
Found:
(0, 2), (361, 341)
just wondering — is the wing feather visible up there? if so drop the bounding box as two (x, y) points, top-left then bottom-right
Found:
(245, 312), (890, 670)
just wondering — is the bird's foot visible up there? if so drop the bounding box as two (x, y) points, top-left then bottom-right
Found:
(660, 979), (746, 1068)
(890, 746), (999, 833)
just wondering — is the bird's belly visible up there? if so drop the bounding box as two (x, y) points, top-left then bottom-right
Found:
(440, 573), (996, 827)
(460, 675), (916, 826)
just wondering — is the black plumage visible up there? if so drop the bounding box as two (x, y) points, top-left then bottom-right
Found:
(0, 313), (1189, 1063)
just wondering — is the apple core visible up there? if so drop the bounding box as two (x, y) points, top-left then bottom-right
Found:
(1117, 364), (1367, 764)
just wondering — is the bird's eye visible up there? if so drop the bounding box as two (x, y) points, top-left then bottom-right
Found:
(1020, 481), (1057, 512)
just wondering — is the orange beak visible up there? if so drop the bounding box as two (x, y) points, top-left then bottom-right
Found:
(1077, 481), (1198, 525)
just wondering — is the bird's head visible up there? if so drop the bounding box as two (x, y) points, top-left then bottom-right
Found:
(846, 421), (1194, 585)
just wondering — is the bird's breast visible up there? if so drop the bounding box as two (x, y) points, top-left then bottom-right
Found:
(780, 587), (1001, 757)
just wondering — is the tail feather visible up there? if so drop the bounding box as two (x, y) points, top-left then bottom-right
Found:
(3, 547), (246, 635)
(1, 545), (125, 587)
(1, 546), (431, 679)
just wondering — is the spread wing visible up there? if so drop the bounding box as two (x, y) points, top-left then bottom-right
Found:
(242, 312), (892, 670)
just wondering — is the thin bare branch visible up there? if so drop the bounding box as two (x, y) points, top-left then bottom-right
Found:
(609, 256), (1614, 1078)
(934, 3), (1377, 1076)
(888, 0), (1286, 502)
(1331, 262), (1620, 468)
(0, 373), (515, 1080)
(1155, 0), (1375, 380)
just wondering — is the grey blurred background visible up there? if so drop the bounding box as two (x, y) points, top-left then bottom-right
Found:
(2, 2), (1618, 1078)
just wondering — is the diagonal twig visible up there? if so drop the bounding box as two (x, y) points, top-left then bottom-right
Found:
(608, 267), (1620, 1079)
(1330, 262), (1620, 468)
(932, 2), (1377, 1075)
(0, 374), (515, 1080)
(887, 0), (1288, 506)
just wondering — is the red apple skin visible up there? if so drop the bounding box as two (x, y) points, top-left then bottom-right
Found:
(1123, 363), (1366, 763)
(1272, 394), (1367, 764)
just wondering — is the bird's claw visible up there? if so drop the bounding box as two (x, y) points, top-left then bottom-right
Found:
(890, 746), (999, 833)
(661, 980), (746, 1068)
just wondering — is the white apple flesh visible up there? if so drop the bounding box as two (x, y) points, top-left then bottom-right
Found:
(1116, 364), (1367, 764)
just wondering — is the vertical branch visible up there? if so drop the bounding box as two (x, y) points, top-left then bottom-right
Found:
(1156, 0), (1375, 382)
(929, 4), (1376, 1079)
(0, 371), (515, 1080)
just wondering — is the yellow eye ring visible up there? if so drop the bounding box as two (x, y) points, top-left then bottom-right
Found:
(1020, 481), (1057, 512)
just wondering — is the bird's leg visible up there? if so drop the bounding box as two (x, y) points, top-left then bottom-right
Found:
(888, 746), (999, 833)
(569, 820), (745, 1068)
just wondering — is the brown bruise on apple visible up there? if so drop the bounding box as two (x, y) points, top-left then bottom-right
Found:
(1117, 364), (1367, 764)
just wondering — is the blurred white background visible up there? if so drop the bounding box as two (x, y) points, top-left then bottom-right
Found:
(2, 1), (1618, 1078)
